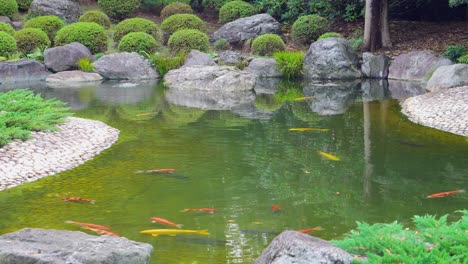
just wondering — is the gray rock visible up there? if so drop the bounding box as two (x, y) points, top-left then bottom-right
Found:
(164, 65), (256, 110)
(361, 52), (390, 79)
(0, 60), (50, 84)
(244, 58), (281, 78)
(388, 80), (426, 100)
(303, 38), (361, 80)
(212, 14), (282, 46)
(44, 42), (94, 73)
(30, 0), (82, 23)
(183, 50), (216, 67)
(253, 77), (281, 94)
(388, 50), (452, 81)
(426, 64), (468, 92)
(218, 51), (244, 66)
(0, 228), (153, 264)
(0, 16), (12, 25)
(11, 21), (23, 30)
(255, 231), (353, 264)
(46, 70), (103, 84)
(94, 52), (159, 80)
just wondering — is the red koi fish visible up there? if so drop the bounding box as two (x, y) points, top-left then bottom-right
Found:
(297, 226), (325, 234)
(65, 220), (111, 231)
(181, 208), (217, 213)
(427, 189), (465, 198)
(151, 217), (183, 228)
(272, 204), (281, 212)
(83, 227), (120, 237)
(61, 197), (95, 204)
(135, 169), (176, 174)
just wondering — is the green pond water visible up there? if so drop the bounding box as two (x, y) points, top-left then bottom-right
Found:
(0, 80), (467, 263)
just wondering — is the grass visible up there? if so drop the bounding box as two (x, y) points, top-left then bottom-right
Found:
(77, 57), (95, 72)
(273, 51), (304, 80)
(0, 90), (72, 147)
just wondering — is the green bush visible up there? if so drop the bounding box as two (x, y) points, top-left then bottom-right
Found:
(14, 28), (51, 54)
(114, 17), (161, 43)
(291, 14), (330, 45)
(17, 0), (32, 11)
(202, 0), (228, 10)
(443, 45), (465, 61)
(141, 0), (163, 12)
(161, 14), (206, 34)
(77, 57), (94, 72)
(54, 22), (108, 54)
(218, 1), (256, 23)
(457, 54), (468, 64)
(273, 51), (304, 79)
(168, 29), (209, 54)
(0, 22), (15, 36)
(0, 0), (18, 18)
(0, 31), (17, 57)
(160, 2), (193, 19)
(24, 16), (65, 41)
(98, 0), (141, 20)
(214, 38), (230, 51)
(251, 34), (285, 56)
(155, 51), (186, 76)
(79, 10), (111, 29)
(118, 32), (158, 54)
(317, 32), (344, 41)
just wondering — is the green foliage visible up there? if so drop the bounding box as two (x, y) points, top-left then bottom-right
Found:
(140, 0), (163, 12)
(54, 22), (108, 54)
(94, 52), (106, 59)
(77, 57), (94, 72)
(0, 22), (15, 36)
(348, 27), (364, 51)
(24, 16), (65, 42)
(202, 0), (228, 10)
(291, 14), (330, 45)
(332, 210), (468, 264)
(17, 0), (32, 11)
(168, 29), (209, 54)
(0, 31), (17, 57)
(162, 0), (191, 6)
(273, 51), (304, 79)
(161, 14), (206, 34)
(443, 45), (465, 61)
(449, 0), (468, 7)
(25, 47), (45, 62)
(218, 1), (256, 23)
(79, 10), (111, 29)
(0, 0), (18, 18)
(317, 32), (344, 41)
(114, 18), (161, 43)
(161, 2), (194, 19)
(457, 54), (468, 64)
(251, 34), (285, 56)
(0, 89), (72, 147)
(14, 28), (50, 54)
(214, 38), (231, 51)
(98, 0), (141, 20)
(118, 32), (159, 54)
(154, 51), (186, 76)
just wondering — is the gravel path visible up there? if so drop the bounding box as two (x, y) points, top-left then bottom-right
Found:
(401, 86), (468, 137)
(0, 117), (119, 191)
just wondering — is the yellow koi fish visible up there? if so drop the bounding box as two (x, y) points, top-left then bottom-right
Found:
(140, 229), (209, 237)
(318, 151), (340, 161)
(293, 96), (315, 101)
(289, 128), (329, 132)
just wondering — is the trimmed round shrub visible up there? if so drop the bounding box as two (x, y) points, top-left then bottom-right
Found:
(114, 17), (161, 43)
(252, 34), (285, 56)
(79, 10), (111, 29)
(17, 0), (32, 11)
(0, 22), (15, 36)
(24, 16), (65, 41)
(98, 0), (140, 20)
(214, 38), (230, 51)
(291, 15), (330, 45)
(0, 0), (18, 18)
(202, 0), (228, 10)
(161, 14), (206, 34)
(0, 31), (17, 57)
(118, 32), (158, 54)
(160, 2), (193, 20)
(54, 22), (108, 54)
(218, 1), (256, 24)
(14, 28), (51, 54)
(168, 29), (209, 54)
(317, 32), (344, 41)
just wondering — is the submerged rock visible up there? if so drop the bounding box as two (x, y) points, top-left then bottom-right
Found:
(29, 0), (82, 23)
(426, 64), (468, 92)
(388, 50), (452, 81)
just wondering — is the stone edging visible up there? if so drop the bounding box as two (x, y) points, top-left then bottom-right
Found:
(0, 117), (119, 191)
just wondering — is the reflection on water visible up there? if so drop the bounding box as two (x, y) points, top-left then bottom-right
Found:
(0, 79), (466, 264)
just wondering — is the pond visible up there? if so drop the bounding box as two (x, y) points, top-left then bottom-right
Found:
(0, 79), (467, 263)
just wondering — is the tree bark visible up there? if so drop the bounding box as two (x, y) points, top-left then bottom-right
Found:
(380, 0), (392, 47)
(364, 0), (392, 51)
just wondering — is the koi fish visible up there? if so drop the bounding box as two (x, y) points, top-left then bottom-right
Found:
(427, 189), (465, 198)
(297, 226), (324, 234)
(61, 197), (95, 204)
(135, 168), (176, 174)
(272, 204), (281, 212)
(136, 112), (155, 117)
(83, 227), (120, 237)
(140, 229), (209, 237)
(151, 217), (183, 228)
(293, 96), (315, 101)
(181, 208), (217, 213)
(318, 151), (340, 161)
(289, 128), (329, 132)
(65, 220), (111, 231)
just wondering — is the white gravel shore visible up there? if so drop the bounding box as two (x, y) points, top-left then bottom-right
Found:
(0, 117), (119, 191)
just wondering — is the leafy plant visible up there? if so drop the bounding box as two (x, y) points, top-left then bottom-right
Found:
(26, 47), (46, 62)
(168, 29), (209, 54)
(218, 1), (256, 23)
(79, 10), (112, 29)
(160, 2), (194, 19)
(0, 0), (18, 18)
(161, 14), (206, 34)
(0, 22), (15, 36)
(457, 54), (468, 64)
(251, 34), (285, 56)
(154, 51), (186, 76)
(202, 0), (229, 10)
(24, 15), (65, 42)
(214, 38), (231, 51)
(118, 32), (159, 54)
(16, 0), (32, 11)
(54, 22), (108, 54)
(291, 14), (330, 45)
(14, 28), (51, 54)
(77, 57), (95, 72)
(114, 17), (161, 43)
(0, 31), (17, 57)
(443, 45), (465, 61)
(273, 51), (304, 79)
(98, 0), (141, 20)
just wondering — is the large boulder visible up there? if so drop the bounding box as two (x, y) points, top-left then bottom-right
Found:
(303, 38), (361, 80)
(94, 52), (159, 80)
(44, 42), (94, 73)
(361, 52), (391, 79)
(46, 70), (103, 84)
(30, 0), (82, 23)
(0, 60), (50, 84)
(388, 50), (452, 81)
(0, 228), (153, 264)
(183, 50), (216, 67)
(164, 65), (256, 110)
(212, 14), (282, 46)
(217, 51), (244, 66)
(426, 64), (468, 92)
(244, 58), (281, 78)
(255, 231), (353, 264)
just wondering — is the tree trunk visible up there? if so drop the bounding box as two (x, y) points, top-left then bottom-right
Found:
(364, 0), (391, 51)
(380, 0), (392, 47)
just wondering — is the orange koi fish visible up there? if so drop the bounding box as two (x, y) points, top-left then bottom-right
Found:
(427, 189), (465, 198)
(181, 208), (217, 213)
(293, 96), (315, 101)
(135, 168), (176, 174)
(297, 226), (325, 234)
(289, 128), (329, 132)
(136, 112), (155, 117)
(151, 217), (183, 228)
(65, 220), (111, 231)
(272, 204), (281, 212)
(61, 197), (95, 204)
(318, 151), (340, 161)
(83, 227), (120, 237)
